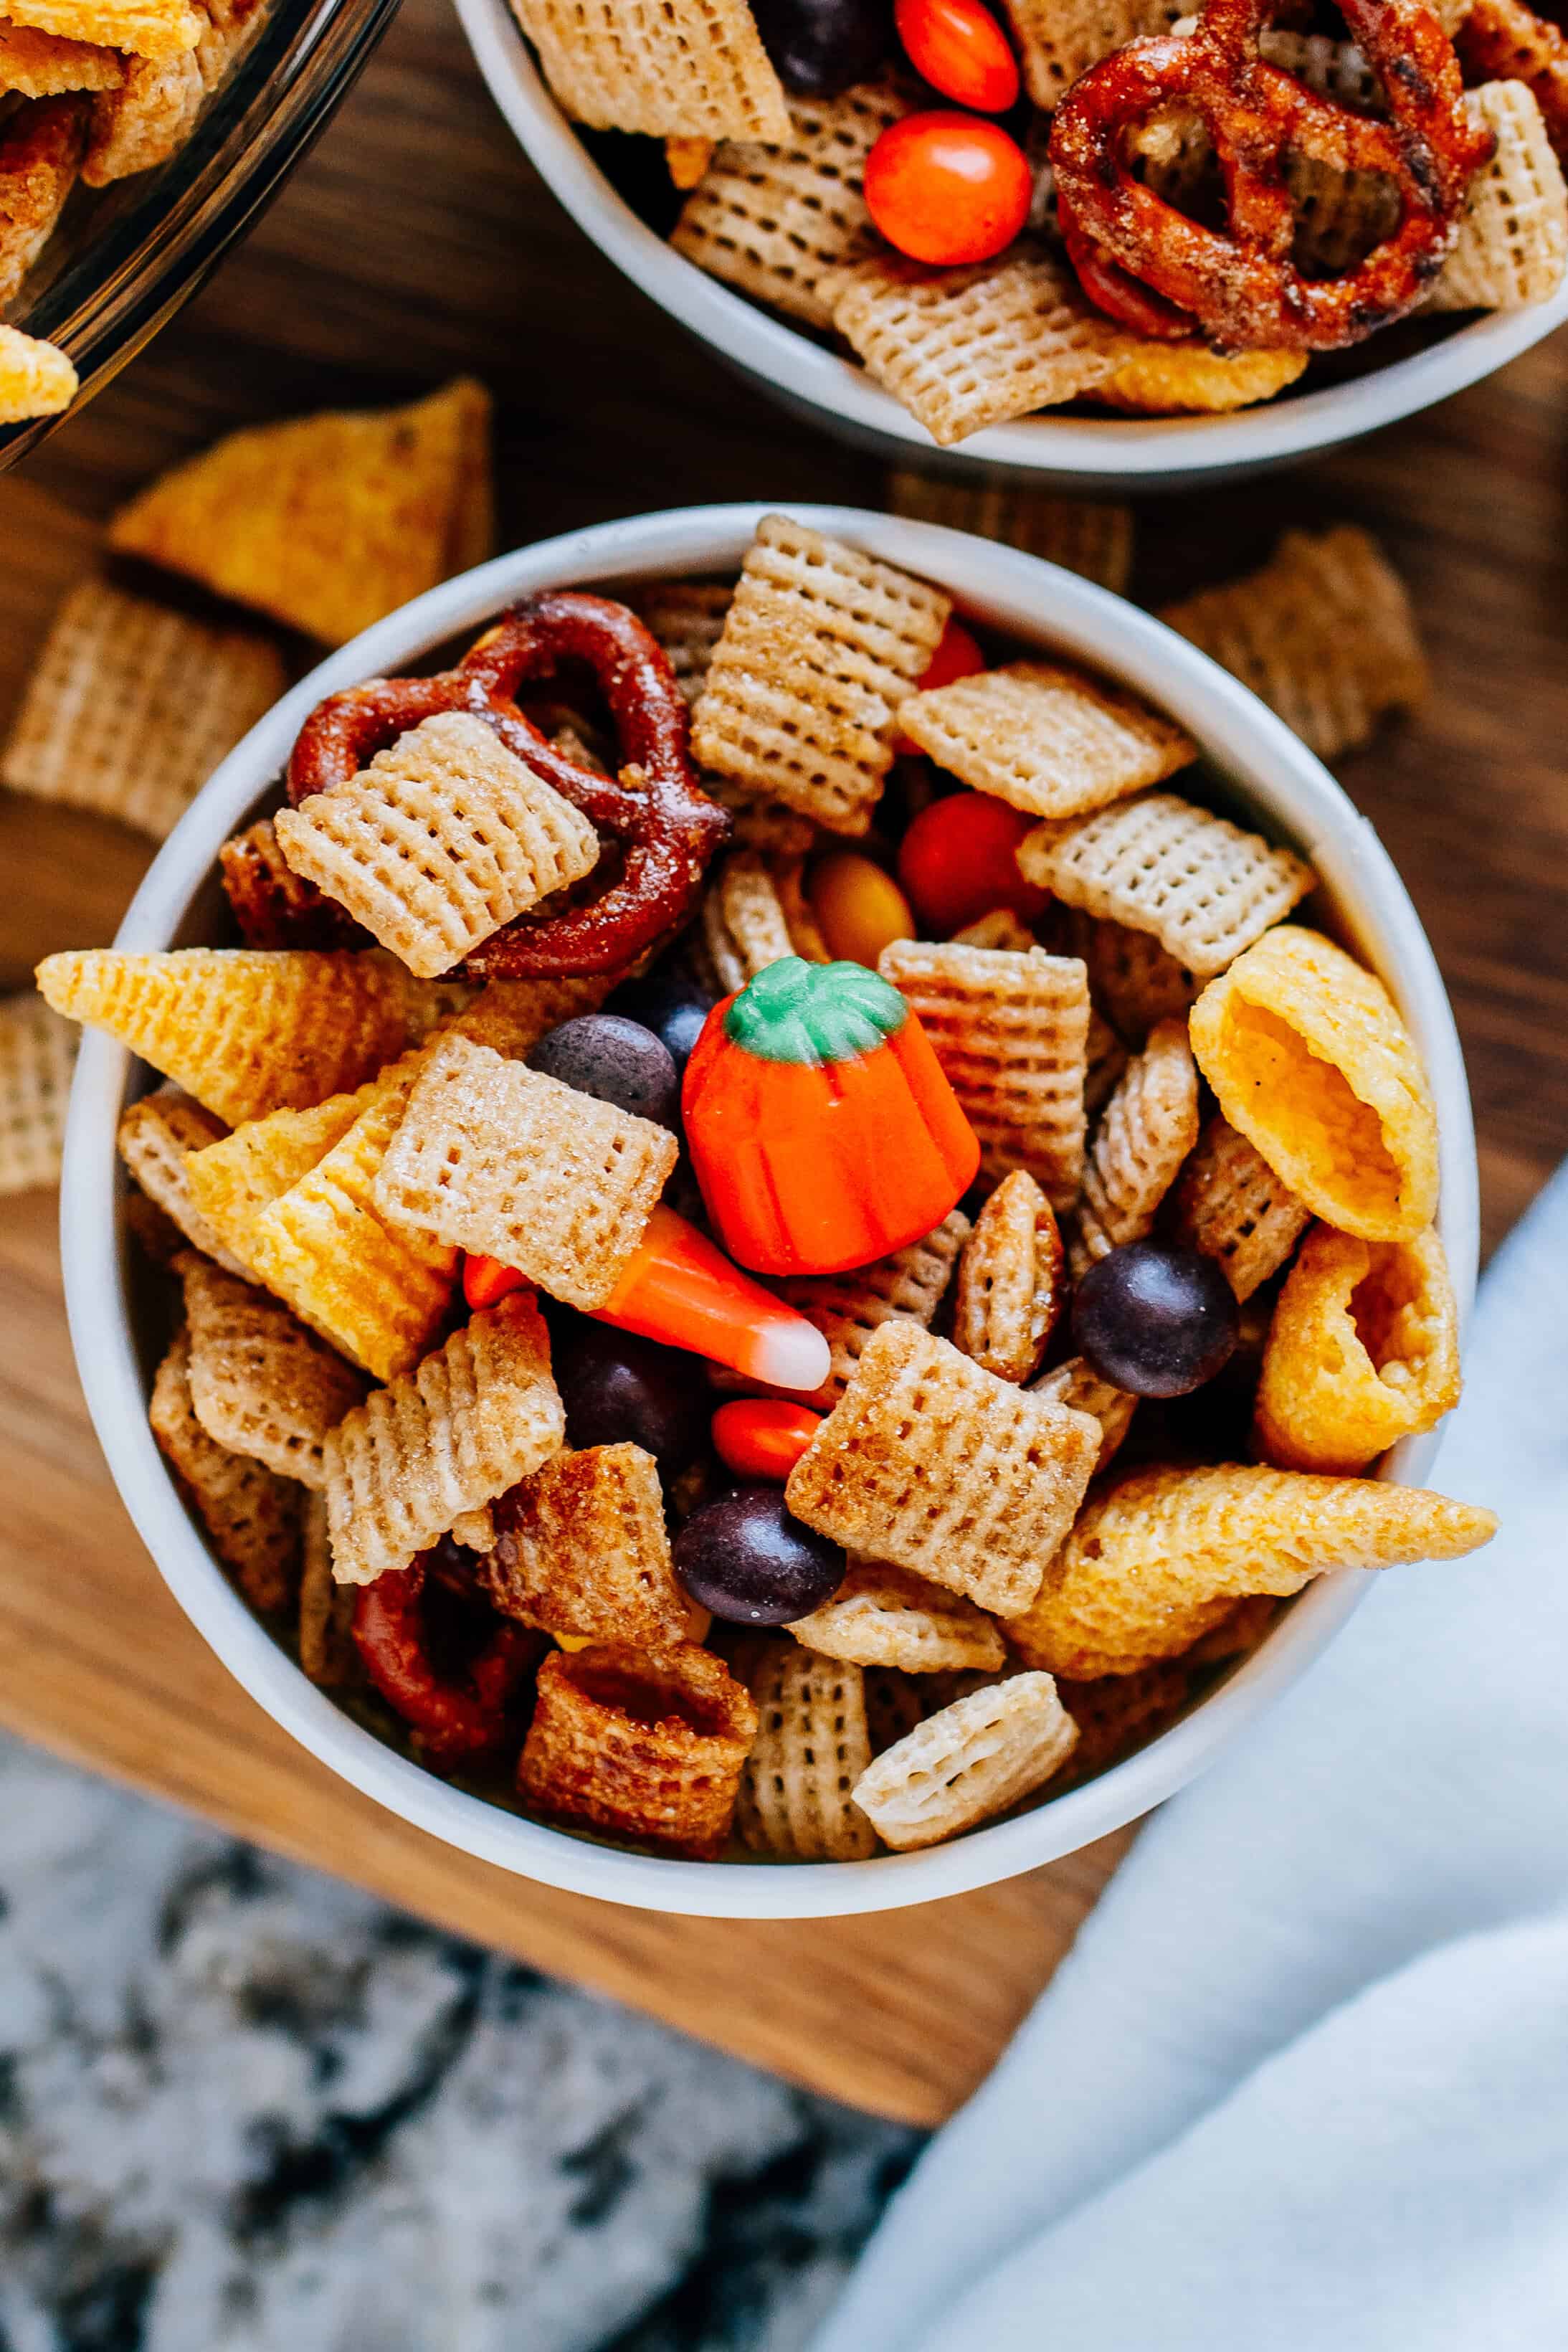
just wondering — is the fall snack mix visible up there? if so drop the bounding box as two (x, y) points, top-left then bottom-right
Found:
(39, 516), (1496, 1866)
(506, 0), (1568, 441)
(0, 0), (295, 424)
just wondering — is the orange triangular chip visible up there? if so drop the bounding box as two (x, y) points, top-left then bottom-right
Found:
(106, 377), (495, 645)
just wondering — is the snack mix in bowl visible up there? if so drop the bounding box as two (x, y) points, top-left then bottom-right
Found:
(503, 0), (1568, 441)
(37, 513), (1496, 1864)
(0, 0), (279, 424)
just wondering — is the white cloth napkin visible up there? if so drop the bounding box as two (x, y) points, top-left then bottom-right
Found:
(812, 1164), (1568, 2352)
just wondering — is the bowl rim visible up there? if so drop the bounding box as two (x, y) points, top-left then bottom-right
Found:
(62, 501), (1478, 1920)
(452, 0), (1568, 482)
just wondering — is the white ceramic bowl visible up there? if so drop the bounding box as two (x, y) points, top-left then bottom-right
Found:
(454, 0), (1568, 490)
(63, 503), (1478, 1918)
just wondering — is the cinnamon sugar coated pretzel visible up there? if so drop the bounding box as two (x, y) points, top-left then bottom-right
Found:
(1051, 0), (1494, 351)
(64, 533), (1491, 1867)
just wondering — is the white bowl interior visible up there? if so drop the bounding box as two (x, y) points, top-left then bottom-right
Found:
(63, 504), (1478, 1918)
(452, 0), (1568, 488)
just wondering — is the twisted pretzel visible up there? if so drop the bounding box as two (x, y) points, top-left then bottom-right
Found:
(1051, 0), (1494, 351)
(285, 590), (731, 977)
(352, 1551), (543, 1767)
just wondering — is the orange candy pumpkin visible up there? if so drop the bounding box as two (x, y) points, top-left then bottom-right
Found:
(682, 957), (979, 1277)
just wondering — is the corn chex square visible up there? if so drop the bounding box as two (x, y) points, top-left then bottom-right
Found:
(898, 660), (1196, 820)
(690, 513), (950, 838)
(632, 580), (733, 705)
(484, 1442), (688, 1646)
(672, 80), (913, 329)
(3, 580), (285, 838)
(0, 93), (86, 305)
(1431, 82), (1568, 311)
(999, 0), (1187, 106)
(1158, 528), (1427, 763)
(736, 1645), (878, 1859)
(1, 992), (76, 1192)
(1017, 793), (1315, 981)
(952, 1167), (1063, 1385)
(323, 1291), (564, 1585)
(1030, 1354), (1136, 1474)
(1075, 1016), (1200, 1264)
(273, 712), (601, 978)
(178, 1250), (368, 1489)
(1168, 1112), (1311, 1299)
(220, 819), (369, 952)
(878, 939), (1091, 1208)
(117, 1089), (249, 1273)
(825, 250), (1137, 447)
(700, 849), (795, 995)
(374, 1030), (678, 1312)
(785, 1320), (1102, 1618)
(511, 0), (791, 138)
(886, 470), (1134, 595)
(850, 1670), (1078, 1849)
(149, 1326), (302, 1613)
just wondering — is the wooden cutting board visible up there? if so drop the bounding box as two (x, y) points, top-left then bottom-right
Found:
(1, 0), (1565, 2129)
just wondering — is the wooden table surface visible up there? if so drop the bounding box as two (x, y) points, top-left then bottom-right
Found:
(1, 0), (1565, 2130)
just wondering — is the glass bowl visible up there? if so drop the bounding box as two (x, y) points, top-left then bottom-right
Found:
(0, 0), (401, 470)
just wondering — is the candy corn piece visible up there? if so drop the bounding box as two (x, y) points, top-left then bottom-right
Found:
(594, 1204), (832, 1393)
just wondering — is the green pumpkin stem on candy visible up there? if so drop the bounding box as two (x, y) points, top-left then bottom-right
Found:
(723, 957), (909, 1066)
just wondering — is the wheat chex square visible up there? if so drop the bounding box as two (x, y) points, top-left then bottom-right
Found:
(776, 1208), (970, 1405)
(117, 1090), (250, 1273)
(690, 513), (949, 837)
(784, 1320), (1102, 1617)
(484, 1442), (688, 1646)
(374, 1030), (678, 1312)
(273, 711), (601, 978)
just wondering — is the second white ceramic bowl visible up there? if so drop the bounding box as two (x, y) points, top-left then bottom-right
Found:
(454, 0), (1568, 490)
(63, 503), (1478, 1918)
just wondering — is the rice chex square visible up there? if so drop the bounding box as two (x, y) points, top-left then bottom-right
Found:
(784, 1320), (1102, 1617)
(690, 513), (950, 836)
(374, 1030), (678, 1311)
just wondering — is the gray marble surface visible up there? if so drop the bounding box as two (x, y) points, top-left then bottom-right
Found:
(0, 1736), (920, 2351)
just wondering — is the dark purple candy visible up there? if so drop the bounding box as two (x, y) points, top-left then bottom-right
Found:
(751, 0), (892, 96)
(673, 1487), (845, 1625)
(528, 1013), (680, 1129)
(1072, 1241), (1240, 1400)
(553, 1318), (710, 1473)
(608, 967), (716, 1077)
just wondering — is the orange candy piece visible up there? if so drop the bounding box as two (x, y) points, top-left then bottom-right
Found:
(596, 1203), (833, 1392)
(462, 1252), (529, 1309)
(864, 112), (1034, 267)
(809, 851), (916, 969)
(711, 1398), (825, 1481)
(897, 789), (1050, 935)
(895, 0), (1020, 112)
